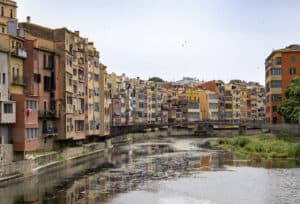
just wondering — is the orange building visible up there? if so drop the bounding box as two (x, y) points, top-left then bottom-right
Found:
(265, 44), (300, 123)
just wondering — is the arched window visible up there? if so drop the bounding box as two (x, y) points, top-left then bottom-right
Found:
(1, 7), (4, 16)
(10, 9), (13, 18)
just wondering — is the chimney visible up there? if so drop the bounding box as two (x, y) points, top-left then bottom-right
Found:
(26, 16), (31, 23)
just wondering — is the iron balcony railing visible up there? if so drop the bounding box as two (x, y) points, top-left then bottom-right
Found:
(42, 127), (58, 135)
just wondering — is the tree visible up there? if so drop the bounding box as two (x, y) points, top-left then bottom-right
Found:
(278, 77), (300, 123)
(148, 77), (164, 83)
(229, 79), (246, 84)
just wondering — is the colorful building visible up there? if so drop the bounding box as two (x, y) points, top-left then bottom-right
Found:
(265, 44), (300, 123)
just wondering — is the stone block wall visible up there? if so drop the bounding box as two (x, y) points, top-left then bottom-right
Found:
(0, 144), (13, 165)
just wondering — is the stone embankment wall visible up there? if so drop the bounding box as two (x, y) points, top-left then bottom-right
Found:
(263, 124), (300, 137)
(0, 144), (13, 165)
(0, 142), (106, 181)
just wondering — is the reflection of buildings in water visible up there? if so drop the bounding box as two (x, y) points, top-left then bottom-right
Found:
(56, 172), (110, 204)
(23, 145), (230, 204)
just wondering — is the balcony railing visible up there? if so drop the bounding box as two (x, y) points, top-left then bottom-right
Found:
(12, 76), (26, 86)
(43, 127), (58, 135)
(38, 110), (59, 119)
(11, 48), (27, 59)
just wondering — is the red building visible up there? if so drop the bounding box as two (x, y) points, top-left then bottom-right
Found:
(265, 44), (300, 123)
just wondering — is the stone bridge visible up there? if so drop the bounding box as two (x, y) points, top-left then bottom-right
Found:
(110, 121), (300, 137)
(110, 120), (266, 137)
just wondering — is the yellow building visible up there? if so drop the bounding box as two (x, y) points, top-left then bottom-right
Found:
(206, 90), (219, 120)
(0, 0), (17, 34)
(185, 87), (209, 121)
(224, 84), (233, 121)
(224, 83), (245, 121)
(87, 42), (100, 136)
(100, 64), (111, 136)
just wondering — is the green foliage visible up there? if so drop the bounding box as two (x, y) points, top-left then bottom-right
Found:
(148, 77), (164, 83)
(209, 134), (300, 159)
(278, 76), (300, 122)
(229, 79), (246, 84)
(57, 156), (65, 161)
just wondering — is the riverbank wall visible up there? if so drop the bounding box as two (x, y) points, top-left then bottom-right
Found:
(0, 142), (106, 184)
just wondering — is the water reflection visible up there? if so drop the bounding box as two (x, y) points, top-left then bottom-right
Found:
(0, 138), (299, 204)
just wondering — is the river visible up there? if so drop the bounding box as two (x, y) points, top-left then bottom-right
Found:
(0, 137), (299, 204)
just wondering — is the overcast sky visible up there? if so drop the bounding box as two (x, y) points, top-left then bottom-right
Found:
(17, 0), (300, 84)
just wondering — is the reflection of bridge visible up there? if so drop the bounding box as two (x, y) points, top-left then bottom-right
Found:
(110, 121), (300, 137)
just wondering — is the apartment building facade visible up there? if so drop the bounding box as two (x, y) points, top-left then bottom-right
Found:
(19, 22), (109, 142)
(0, 0), (17, 144)
(265, 44), (300, 123)
(99, 64), (111, 136)
(87, 43), (100, 136)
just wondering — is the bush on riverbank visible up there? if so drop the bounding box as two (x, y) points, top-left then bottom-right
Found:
(209, 134), (300, 159)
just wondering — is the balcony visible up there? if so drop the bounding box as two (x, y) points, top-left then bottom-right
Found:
(11, 48), (27, 59)
(0, 101), (16, 124)
(12, 76), (26, 86)
(42, 127), (58, 137)
(38, 110), (59, 119)
(44, 64), (54, 70)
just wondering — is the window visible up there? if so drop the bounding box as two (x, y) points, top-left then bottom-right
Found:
(89, 120), (95, 130)
(2, 73), (5, 84)
(67, 96), (73, 105)
(139, 102), (144, 108)
(34, 73), (41, 83)
(225, 104), (232, 109)
(26, 128), (38, 140)
(270, 80), (281, 88)
(72, 84), (77, 93)
(73, 68), (77, 76)
(271, 68), (281, 75)
(89, 89), (92, 98)
(1, 27), (4, 33)
(66, 55), (72, 66)
(211, 112), (218, 118)
(272, 106), (277, 113)
(271, 94), (282, 102)
(48, 55), (54, 69)
(43, 54), (47, 67)
(1, 7), (3, 16)
(209, 103), (218, 109)
(44, 76), (52, 91)
(44, 101), (47, 112)
(10, 9), (12, 18)
(289, 67), (296, 75)
(225, 112), (233, 117)
(66, 73), (72, 86)
(75, 120), (84, 132)
(275, 57), (281, 65)
(291, 56), (296, 62)
(94, 88), (99, 96)
(208, 94), (218, 100)
(94, 73), (99, 81)
(4, 103), (13, 113)
(138, 111), (143, 117)
(94, 103), (100, 112)
(26, 100), (37, 110)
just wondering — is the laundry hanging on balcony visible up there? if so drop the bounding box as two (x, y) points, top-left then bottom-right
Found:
(26, 108), (33, 116)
